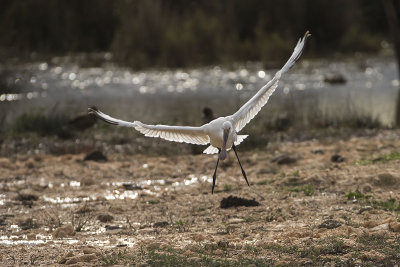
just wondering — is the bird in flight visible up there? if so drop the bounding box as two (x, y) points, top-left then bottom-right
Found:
(89, 31), (310, 193)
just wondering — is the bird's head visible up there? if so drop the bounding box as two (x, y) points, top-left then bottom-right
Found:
(222, 121), (232, 132)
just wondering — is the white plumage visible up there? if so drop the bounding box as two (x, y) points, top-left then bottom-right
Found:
(89, 31), (310, 193)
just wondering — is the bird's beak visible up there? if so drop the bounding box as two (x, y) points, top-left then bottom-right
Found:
(219, 129), (229, 160)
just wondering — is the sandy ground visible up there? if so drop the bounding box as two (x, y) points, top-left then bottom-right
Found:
(1, 130), (400, 266)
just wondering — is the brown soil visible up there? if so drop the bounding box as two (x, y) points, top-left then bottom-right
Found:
(1, 130), (400, 266)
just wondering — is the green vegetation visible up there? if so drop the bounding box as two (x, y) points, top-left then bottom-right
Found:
(12, 112), (68, 136)
(147, 199), (160, 205)
(345, 190), (400, 212)
(0, 1), (388, 69)
(356, 152), (400, 166)
(223, 184), (232, 192)
(287, 183), (315, 196)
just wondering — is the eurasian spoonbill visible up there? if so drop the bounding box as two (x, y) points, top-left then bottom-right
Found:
(89, 31), (310, 193)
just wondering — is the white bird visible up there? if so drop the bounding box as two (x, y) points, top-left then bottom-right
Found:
(89, 31), (310, 193)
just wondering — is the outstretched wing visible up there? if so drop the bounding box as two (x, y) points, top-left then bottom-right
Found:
(88, 108), (209, 145)
(88, 107), (137, 127)
(230, 31), (310, 132)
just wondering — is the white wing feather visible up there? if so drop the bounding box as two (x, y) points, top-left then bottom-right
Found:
(203, 134), (248, 154)
(134, 121), (209, 145)
(230, 31), (310, 132)
(88, 107), (137, 127)
(88, 108), (209, 145)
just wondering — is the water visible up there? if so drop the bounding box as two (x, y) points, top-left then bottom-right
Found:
(0, 55), (399, 128)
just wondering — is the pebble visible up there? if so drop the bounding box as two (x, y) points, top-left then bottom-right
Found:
(65, 254), (97, 265)
(331, 154), (345, 163)
(214, 249), (224, 255)
(363, 220), (380, 228)
(53, 224), (76, 238)
(217, 238), (229, 248)
(318, 219), (342, 229)
(81, 177), (96, 186)
(82, 247), (99, 255)
(375, 173), (398, 187)
(192, 234), (206, 242)
(227, 218), (245, 224)
(59, 251), (74, 264)
(84, 150), (107, 162)
(97, 213), (114, 223)
(182, 250), (191, 256)
(389, 221), (400, 232)
(270, 154), (297, 165)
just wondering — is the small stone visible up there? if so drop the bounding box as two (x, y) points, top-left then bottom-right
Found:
(84, 150), (107, 162)
(58, 251), (74, 264)
(359, 206), (373, 214)
(375, 173), (398, 187)
(331, 154), (345, 163)
(17, 189), (39, 201)
(153, 221), (169, 228)
(220, 196), (260, 209)
(97, 213), (114, 223)
(371, 223), (389, 231)
(227, 218), (245, 224)
(182, 250), (191, 256)
(270, 154), (297, 165)
(389, 221), (400, 232)
(53, 224), (76, 238)
(214, 249), (224, 255)
(27, 233), (36, 240)
(318, 219), (342, 229)
(217, 239), (229, 248)
(82, 247), (99, 255)
(65, 254), (97, 265)
(363, 220), (380, 228)
(192, 234), (206, 242)
(81, 177), (96, 186)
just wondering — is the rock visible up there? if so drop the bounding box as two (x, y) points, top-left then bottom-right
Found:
(59, 251), (74, 264)
(82, 247), (99, 255)
(227, 218), (245, 224)
(122, 183), (142, 190)
(214, 249), (224, 255)
(324, 73), (346, 84)
(311, 149), (324, 154)
(331, 154), (345, 163)
(97, 213), (114, 223)
(53, 224), (76, 238)
(65, 254), (97, 264)
(182, 250), (191, 256)
(217, 239), (229, 248)
(362, 184), (372, 193)
(17, 189), (39, 201)
(153, 221), (169, 228)
(359, 206), (373, 214)
(192, 234), (206, 242)
(363, 220), (380, 229)
(374, 173), (398, 187)
(84, 150), (107, 162)
(220, 196), (260, 209)
(318, 219), (342, 229)
(27, 233), (36, 240)
(360, 250), (384, 261)
(81, 177), (96, 186)
(389, 221), (400, 232)
(371, 223), (389, 231)
(270, 154), (297, 165)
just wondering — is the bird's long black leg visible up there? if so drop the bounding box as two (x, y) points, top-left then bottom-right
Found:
(232, 144), (249, 186)
(212, 149), (221, 194)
